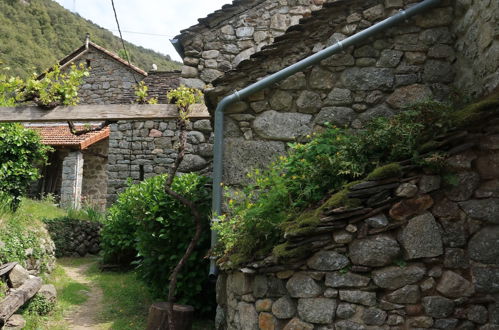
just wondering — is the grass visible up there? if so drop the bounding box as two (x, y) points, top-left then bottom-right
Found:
(0, 196), (66, 230)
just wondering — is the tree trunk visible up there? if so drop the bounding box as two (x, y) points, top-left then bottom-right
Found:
(146, 302), (194, 330)
(0, 276), (42, 326)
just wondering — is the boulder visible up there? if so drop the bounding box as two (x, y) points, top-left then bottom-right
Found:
(384, 285), (420, 304)
(422, 296), (455, 318)
(38, 284), (57, 303)
(459, 199), (499, 224)
(297, 298), (337, 324)
(372, 264), (426, 289)
(283, 317), (313, 330)
(339, 290), (376, 306)
(8, 264), (29, 289)
(436, 271), (474, 298)
(253, 111), (312, 141)
(286, 273), (322, 298)
(325, 272), (370, 288)
(272, 296), (296, 319)
(349, 235), (400, 267)
(306, 250), (349, 271)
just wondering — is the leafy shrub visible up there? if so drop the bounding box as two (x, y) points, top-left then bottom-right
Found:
(214, 101), (455, 265)
(0, 123), (51, 210)
(101, 173), (213, 313)
(22, 295), (55, 316)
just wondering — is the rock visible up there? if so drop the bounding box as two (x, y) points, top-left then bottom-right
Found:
(467, 305), (488, 324)
(423, 59), (455, 83)
(395, 183), (418, 198)
(306, 250), (350, 271)
(267, 277), (287, 297)
(398, 212), (443, 259)
(336, 303), (357, 319)
(325, 88), (353, 106)
(419, 175), (441, 193)
(377, 49), (403, 68)
(415, 7), (453, 28)
(386, 84), (433, 109)
(296, 91), (322, 113)
(476, 180), (499, 198)
(420, 277), (436, 291)
(286, 273), (322, 298)
(372, 264), (426, 289)
(422, 296), (455, 318)
(38, 284), (57, 303)
(258, 312), (277, 330)
(238, 302), (258, 330)
(253, 275), (268, 298)
(362, 307), (387, 325)
(472, 265), (499, 293)
(297, 298), (337, 324)
(386, 314), (404, 325)
(4, 314), (26, 329)
(333, 231), (353, 244)
(407, 316), (434, 328)
(363, 4), (385, 21)
(339, 290), (376, 306)
(445, 172), (480, 201)
(272, 296), (296, 319)
(384, 285), (420, 304)
(446, 150), (477, 170)
(389, 195), (434, 221)
(280, 72), (307, 90)
(434, 318), (459, 329)
(432, 197), (460, 220)
(178, 154), (207, 172)
(309, 67), (335, 90)
(459, 199), (499, 224)
(440, 218), (468, 247)
(256, 299), (273, 312)
(468, 226), (499, 264)
(314, 106), (355, 127)
(224, 138), (285, 185)
(8, 264), (29, 288)
(444, 248), (470, 269)
(325, 272), (370, 288)
(200, 68), (223, 82)
(269, 91), (293, 111)
(253, 111), (312, 141)
(193, 119), (212, 133)
(341, 67), (394, 91)
(236, 27), (254, 38)
(323, 288), (338, 298)
(476, 153), (499, 179)
(358, 104), (394, 124)
(334, 320), (366, 330)
(283, 317), (313, 330)
(227, 272), (253, 296)
(436, 271), (474, 298)
(365, 213), (389, 228)
(233, 48), (256, 67)
(349, 235), (400, 267)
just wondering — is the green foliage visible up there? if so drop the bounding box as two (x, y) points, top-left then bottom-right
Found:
(134, 81), (157, 104)
(22, 295), (55, 316)
(366, 163), (402, 181)
(215, 101), (457, 266)
(167, 85), (204, 119)
(101, 173), (214, 313)
(0, 0), (180, 78)
(0, 123), (51, 210)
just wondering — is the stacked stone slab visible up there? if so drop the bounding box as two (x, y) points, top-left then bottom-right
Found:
(44, 218), (102, 257)
(106, 118), (213, 205)
(215, 115), (499, 329)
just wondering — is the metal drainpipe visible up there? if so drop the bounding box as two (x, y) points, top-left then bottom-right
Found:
(209, 0), (441, 278)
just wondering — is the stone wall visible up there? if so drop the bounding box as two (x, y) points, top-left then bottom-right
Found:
(106, 118), (213, 205)
(82, 139), (109, 211)
(69, 47), (144, 104)
(215, 120), (499, 330)
(177, 0), (327, 89)
(452, 0), (498, 97)
(207, 0), (456, 187)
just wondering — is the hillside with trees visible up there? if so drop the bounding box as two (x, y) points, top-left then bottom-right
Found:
(0, 0), (181, 77)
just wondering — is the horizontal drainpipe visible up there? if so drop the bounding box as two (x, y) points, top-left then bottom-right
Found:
(209, 0), (440, 278)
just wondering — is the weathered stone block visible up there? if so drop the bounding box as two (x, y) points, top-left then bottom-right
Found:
(349, 234), (400, 267)
(297, 298), (337, 324)
(325, 272), (370, 288)
(306, 250), (349, 271)
(468, 226), (499, 264)
(384, 285), (420, 304)
(339, 290), (376, 306)
(286, 273), (322, 298)
(296, 90), (322, 113)
(272, 296), (296, 319)
(324, 88), (352, 106)
(314, 106), (355, 127)
(459, 199), (499, 224)
(436, 270), (474, 298)
(422, 296), (455, 318)
(362, 307), (387, 325)
(372, 264), (426, 289)
(283, 317), (313, 330)
(258, 312), (277, 330)
(341, 67), (394, 91)
(386, 84), (432, 109)
(398, 212), (443, 259)
(253, 111), (312, 141)
(238, 302), (258, 330)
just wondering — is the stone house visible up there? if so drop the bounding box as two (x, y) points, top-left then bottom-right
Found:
(173, 0), (499, 328)
(31, 39), (213, 209)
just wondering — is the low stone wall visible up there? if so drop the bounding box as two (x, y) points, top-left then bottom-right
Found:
(44, 218), (102, 258)
(216, 124), (499, 329)
(106, 118), (213, 205)
(82, 139), (109, 211)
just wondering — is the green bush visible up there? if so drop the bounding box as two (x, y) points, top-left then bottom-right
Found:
(0, 123), (51, 210)
(22, 295), (55, 316)
(101, 173), (213, 313)
(214, 101), (456, 266)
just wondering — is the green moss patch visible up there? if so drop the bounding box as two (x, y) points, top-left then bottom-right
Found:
(366, 163), (402, 181)
(273, 242), (309, 261)
(452, 92), (499, 127)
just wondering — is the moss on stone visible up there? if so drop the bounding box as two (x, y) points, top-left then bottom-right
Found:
(282, 210), (321, 237)
(366, 163), (402, 181)
(452, 92), (499, 127)
(272, 241), (309, 260)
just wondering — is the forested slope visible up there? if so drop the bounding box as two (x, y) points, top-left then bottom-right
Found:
(0, 0), (180, 77)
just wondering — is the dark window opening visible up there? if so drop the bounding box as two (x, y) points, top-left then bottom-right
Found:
(86, 59), (91, 68)
(139, 165), (145, 181)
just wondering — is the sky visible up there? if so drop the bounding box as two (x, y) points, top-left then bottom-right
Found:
(53, 0), (232, 62)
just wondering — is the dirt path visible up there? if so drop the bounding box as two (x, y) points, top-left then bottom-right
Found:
(61, 261), (106, 330)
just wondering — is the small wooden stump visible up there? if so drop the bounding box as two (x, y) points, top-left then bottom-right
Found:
(146, 302), (194, 330)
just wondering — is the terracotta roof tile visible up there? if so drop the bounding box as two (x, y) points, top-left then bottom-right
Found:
(28, 125), (110, 150)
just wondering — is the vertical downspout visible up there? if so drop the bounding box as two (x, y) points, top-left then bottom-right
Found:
(209, 0), (441, 278)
